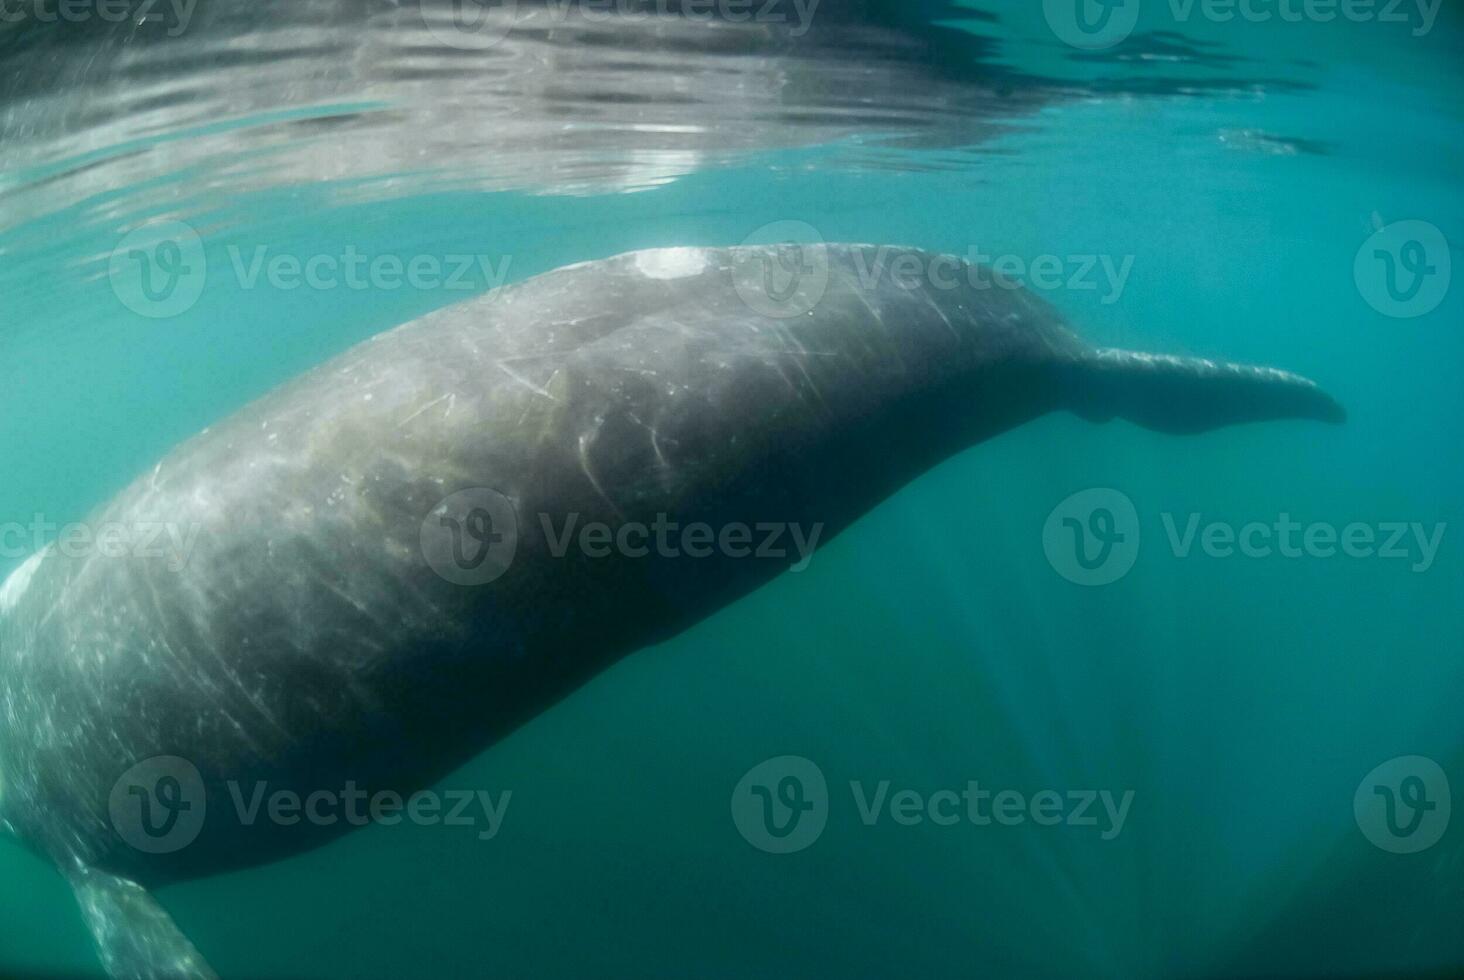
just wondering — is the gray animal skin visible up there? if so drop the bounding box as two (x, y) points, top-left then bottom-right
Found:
(0, 244), (1344, 978)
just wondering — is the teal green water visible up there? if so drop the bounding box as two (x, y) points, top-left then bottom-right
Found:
(2, 8), (1462, 978)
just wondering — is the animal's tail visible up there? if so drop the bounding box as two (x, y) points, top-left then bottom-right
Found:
(1066, 348), (1346, 434)
(69, 865), (218, 980)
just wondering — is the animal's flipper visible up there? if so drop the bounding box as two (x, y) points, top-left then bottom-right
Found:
(1068, 348), (1347, 434)
(68, 865), (218, 980)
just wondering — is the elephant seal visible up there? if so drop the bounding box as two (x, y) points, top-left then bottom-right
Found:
(0, 244), (1344, 978)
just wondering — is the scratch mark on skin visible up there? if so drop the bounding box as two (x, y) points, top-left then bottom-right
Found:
(132, 563), (282, 748)
(578, 426), (625, 520)
(627, 412), (670, 469)
(834, 265), (909, 372)
(517, 370), (563, 427)
(497, 351), (571, 364)
(841, 266), (883, 324)
(495, 361), (560, 401)
(398, 394), (451, 428)
(920, 289), (962, 345)
(774, 327), (830, 413)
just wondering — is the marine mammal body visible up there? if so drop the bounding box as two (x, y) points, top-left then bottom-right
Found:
(0, 244), (1343, 978)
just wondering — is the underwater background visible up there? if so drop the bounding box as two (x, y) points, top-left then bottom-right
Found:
(1, 1), (1461, 976)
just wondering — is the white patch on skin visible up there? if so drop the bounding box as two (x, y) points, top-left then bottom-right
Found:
(635, 248), (708, 280)
(0, 549), (46, 615)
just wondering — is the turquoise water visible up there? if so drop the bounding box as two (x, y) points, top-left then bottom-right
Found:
(2, 3), (1462, 977)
